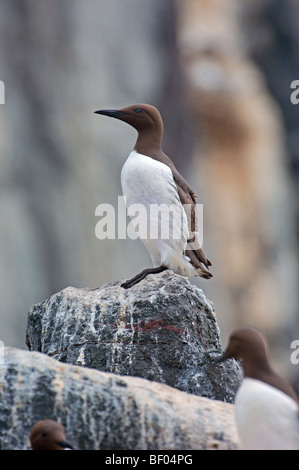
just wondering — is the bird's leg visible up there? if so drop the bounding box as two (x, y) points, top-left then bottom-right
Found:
(121, 265), (168, 289)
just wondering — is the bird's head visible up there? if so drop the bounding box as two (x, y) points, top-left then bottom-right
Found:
(213, 327), (269, 364)
(29, 419), (74, 450)
(94, 103), (163, 134)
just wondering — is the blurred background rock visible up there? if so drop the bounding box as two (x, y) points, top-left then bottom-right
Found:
(0, 0), (298, 388)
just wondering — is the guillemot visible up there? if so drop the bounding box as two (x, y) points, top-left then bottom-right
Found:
(95, 104), (212, 288)
(29, 419), (74, 450)
(215, 327), (299, 450)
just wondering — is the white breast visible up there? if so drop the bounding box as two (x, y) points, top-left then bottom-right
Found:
(120, 151), (194, 275)
(121, 150), (179, 206)
(235, 378), (299, 450)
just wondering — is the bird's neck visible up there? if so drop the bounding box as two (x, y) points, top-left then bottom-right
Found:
(134, 128), (163, 158)
(242, 356), (271, 380)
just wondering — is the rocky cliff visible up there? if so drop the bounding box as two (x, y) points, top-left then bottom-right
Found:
(0, 347), (240, 450)
(1, 272), (242, 450)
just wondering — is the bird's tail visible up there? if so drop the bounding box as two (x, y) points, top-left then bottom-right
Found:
(186, 231), (212, 275)
(185, 249), (213, 279)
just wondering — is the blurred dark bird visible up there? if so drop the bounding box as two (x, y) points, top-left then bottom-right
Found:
(95, 104), (212, 288)
(29, 419), (74, 450)
(215, 327), (299, 450)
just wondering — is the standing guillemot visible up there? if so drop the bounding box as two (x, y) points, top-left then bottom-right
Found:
(215, 327), (299, 450)
(95, 104), (212, 288)
(29, 419), (74, 450)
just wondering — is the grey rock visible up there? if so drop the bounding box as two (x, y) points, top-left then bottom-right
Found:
(26, 271), (242, 402)
(0, 347), (240, 450)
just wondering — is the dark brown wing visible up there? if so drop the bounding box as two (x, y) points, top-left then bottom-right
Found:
(173, 170), (212, 272)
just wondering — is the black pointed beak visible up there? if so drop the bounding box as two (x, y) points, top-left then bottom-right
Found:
(205, 349), (228, 364)
(94, 109), (125, 119)
(58, 439), (74, 450)
(212, 351), (228, 364)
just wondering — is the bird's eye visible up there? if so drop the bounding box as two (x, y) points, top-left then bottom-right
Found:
(135, 108), (142, 113)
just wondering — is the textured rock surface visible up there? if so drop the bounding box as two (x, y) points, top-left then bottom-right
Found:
(26, 271), (242, 402)
(0, 347), (240, 450)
